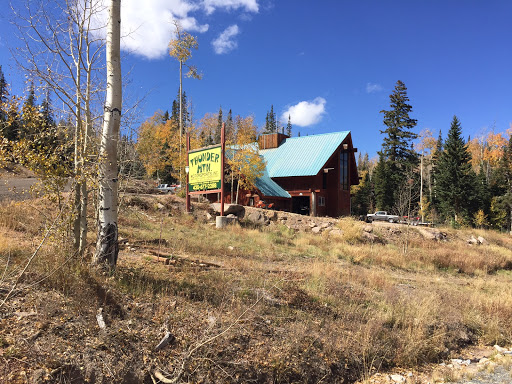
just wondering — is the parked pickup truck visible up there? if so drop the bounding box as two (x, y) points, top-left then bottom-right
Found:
(366, 211), (400, 223)
(157, 184), (179, 193)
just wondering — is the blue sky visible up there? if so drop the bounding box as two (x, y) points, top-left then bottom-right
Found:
(0, 0), (511, 157)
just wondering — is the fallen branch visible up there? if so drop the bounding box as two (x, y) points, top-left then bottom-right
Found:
(153, 369), (174, 384)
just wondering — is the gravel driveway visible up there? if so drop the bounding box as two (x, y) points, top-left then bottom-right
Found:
(448, 365), (511, 384)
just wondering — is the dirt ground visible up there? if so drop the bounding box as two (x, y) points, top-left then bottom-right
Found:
(1, 180), (512, 383)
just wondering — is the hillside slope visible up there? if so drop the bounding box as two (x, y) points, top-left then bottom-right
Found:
(1, 194), (512, 383)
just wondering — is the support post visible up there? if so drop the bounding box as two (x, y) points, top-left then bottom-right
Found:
(186, 133), (191, 213)
(220, 123), (225, 217)
(311, 191), (317, 217)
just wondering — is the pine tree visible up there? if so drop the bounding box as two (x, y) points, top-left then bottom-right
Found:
(171, 100), (179, 123)
(41, 88), (54, 128)
(286, 114), (292, 137)
(225, 109), (234, 143)
(21, 82), (39, 139)
(475, 163), (491, 216)
(180, 91), (189, 132)
(375, 80), (418, 210)
(374, 153), (394, 211)
(436, 116), (477, 224)
(25, 81), (36, 107)
(270, 105), (276, 133)
(493, 135), (512, 232)
(171, 89), (189, 133)
(351, 155), (374, 215)
(357, 152), (370, 173)
(214, 106), (223, 144)
(430, 129), (443, 210)
(2, 96), (20, 141)
(39, 88), (58, 151)
(0, 65), (8, 123)
(263, 105), (277, 134)
(379, 80), (418, 165)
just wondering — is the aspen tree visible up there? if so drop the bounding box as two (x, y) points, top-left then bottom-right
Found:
(168, 21), (201, 185)
(94, 0), (121, 269)
(11, 0), (106, 256)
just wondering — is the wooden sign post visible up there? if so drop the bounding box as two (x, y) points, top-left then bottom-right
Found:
(220, 123), (225, 217)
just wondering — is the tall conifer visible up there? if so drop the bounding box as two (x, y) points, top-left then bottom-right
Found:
(374, 153), (394, 210)
(375, 80), (418, 210)
(286, 114), (292, 137)
(0, 65), (8, 123)
(2, 97), (20, 141)
(21, 81), (38, 139)
(225, 109), (234, 142)
(171, 100), (179, 122)
(430, 129), (443, 209)
(171, 89), (189, 132)
(263, 105), (277, 134)
(436, 116), (477, 223)
(214, 106), (223, 144)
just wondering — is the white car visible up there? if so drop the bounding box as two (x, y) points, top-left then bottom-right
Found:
(157, 184), (177, 193)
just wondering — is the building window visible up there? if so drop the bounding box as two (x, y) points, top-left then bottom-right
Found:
(318, 196), (325, 206)
(340, 151), (349, 190)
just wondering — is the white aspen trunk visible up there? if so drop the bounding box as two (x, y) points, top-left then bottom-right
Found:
(179, 60), (183, 185)
(236, 176), (240, 204)
(94, 0), (121, 269)
(420, 153), (424, 222)
(73, 49), (82, 253)
(79, 68), (92, 256)
(231, 172), (234, 203)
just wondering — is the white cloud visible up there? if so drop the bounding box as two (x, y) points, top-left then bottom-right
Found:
(203, 0), (259, 15)
(119, 0), (209, 59)
(88, 0), (258, 59)
(179, 17), (210, 33)
(281, 97), (327, 127)
(366, 82), (383, 93)
(212, 25), (240, 54)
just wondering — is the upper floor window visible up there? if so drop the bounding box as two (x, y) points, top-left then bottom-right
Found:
(340, 151), (349, 190)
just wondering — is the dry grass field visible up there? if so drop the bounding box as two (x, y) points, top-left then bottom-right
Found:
(1, 193), (512, 383)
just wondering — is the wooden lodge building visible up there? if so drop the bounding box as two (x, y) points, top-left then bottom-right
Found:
(228, 131), (359, 218)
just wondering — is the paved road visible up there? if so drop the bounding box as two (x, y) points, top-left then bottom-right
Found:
(0, 177), (39, 201)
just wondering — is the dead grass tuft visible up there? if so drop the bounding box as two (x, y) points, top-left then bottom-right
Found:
(337, 216), (365, 244)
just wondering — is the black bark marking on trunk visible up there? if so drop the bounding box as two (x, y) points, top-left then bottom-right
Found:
(97, 222), (118, 270)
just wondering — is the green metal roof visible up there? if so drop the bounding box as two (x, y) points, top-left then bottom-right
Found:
(259, 131), (350, 177)
(225, 146), (291, 198)
(254, 168), (291, 198)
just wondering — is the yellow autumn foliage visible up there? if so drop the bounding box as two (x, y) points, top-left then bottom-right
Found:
(227, 115), (264, 190)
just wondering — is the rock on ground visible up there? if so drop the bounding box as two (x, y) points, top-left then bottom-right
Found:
(246, 211), (270, 226)
(416, 227), (446, 241)
(211, 203), (245, 217)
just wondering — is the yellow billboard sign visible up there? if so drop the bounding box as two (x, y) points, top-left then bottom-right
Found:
(188, 146), (222, 192)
